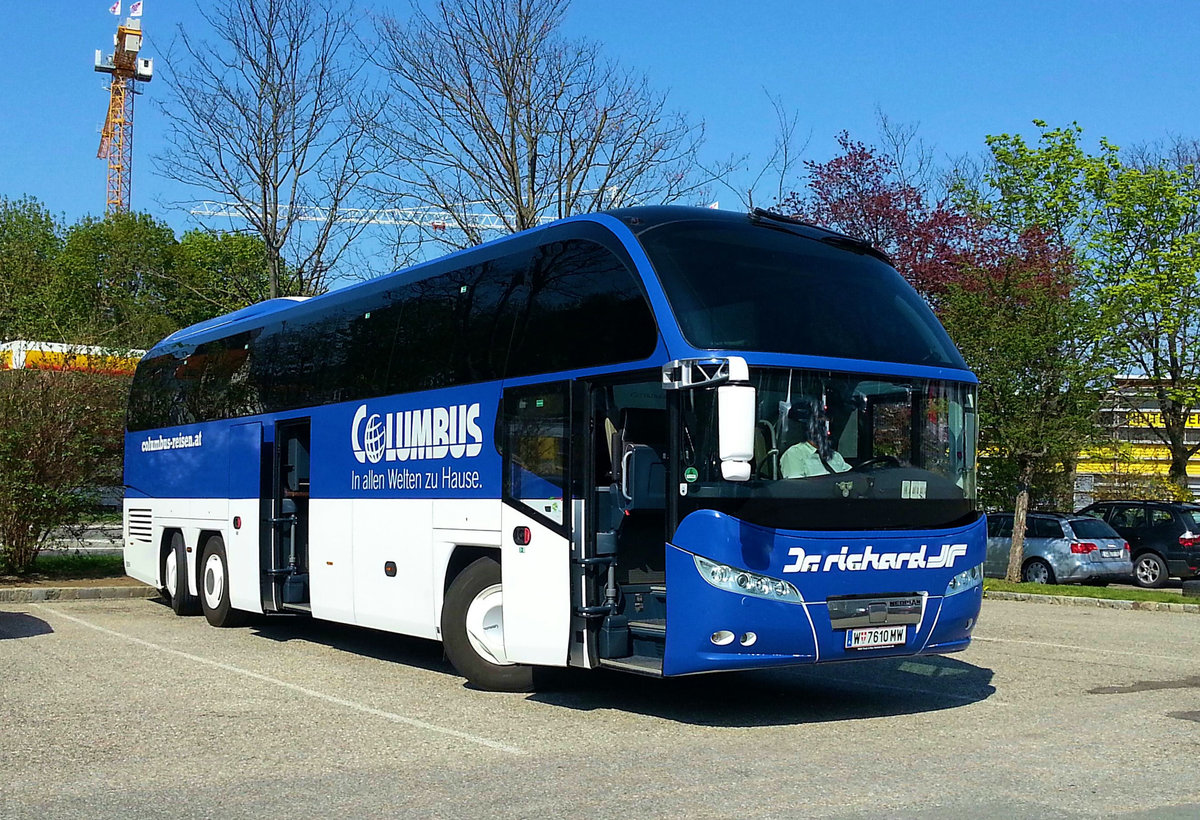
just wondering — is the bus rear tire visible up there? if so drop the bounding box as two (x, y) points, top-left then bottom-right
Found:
(165, 533), (199, 616)
(200, 536), (247, 628)
(441, 556), (534, 692)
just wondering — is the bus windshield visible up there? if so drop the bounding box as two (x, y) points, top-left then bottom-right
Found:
(676, 367), (978, 531)
(637, 218), (966, 369)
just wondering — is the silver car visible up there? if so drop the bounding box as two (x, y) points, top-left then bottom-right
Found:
(985, 512), (1133, 584)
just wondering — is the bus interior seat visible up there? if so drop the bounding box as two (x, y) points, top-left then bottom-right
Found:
(612, 408), (666, 511)
(755, 419), (778, 479)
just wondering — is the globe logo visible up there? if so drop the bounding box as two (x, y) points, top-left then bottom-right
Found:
(363, 413), (386, 464)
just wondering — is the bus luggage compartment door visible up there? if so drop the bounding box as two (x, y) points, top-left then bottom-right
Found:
(500, 502), (570, 666)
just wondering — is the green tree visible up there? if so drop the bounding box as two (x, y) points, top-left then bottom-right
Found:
(171, 230), (275, 327)
(0, 196), (62, 342)
(940, 232), (1104, 582)
(49, 212), (179, 349)
(964, 121), (1200, 497)
(1091, 162), (1200, 490)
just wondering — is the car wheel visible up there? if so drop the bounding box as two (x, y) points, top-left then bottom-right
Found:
(1021, 558), (1056, 585)
(1133, 552), (1168, 589)
(199, 536), (248, 628)
(441, 556), (534, 692)
(165, 533), (199, 616)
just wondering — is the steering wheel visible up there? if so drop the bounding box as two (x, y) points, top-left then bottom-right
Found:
(852, 456), (901, 472)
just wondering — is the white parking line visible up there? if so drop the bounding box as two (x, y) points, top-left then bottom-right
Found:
(972, 635), (1195, 664)
(34, 605), (526, 756)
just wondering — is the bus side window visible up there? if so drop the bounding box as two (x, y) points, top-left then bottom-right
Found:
(506, 239), (657, 379)
(503, 386), (569, 527)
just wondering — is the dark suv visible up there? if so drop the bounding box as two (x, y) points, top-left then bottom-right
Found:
(1075, 501), (1200, 588)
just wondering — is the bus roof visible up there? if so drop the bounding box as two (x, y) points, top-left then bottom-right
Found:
(148, 206), (888, 354)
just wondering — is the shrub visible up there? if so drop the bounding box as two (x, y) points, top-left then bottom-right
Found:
(0, 369), (128, 573)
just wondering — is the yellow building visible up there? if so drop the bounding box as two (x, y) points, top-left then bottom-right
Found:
(1076, 377), (1200, 503)
(0, 340), (144, 375)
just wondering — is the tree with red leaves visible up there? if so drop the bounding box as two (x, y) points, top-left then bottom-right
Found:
(781, 131), (977, 301)
(784, 126), (1107, 582)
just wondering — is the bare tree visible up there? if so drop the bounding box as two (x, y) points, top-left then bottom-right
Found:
(157, 0), (374, 297)
(712, 91), (808, 212)
(875, 108), (938, 196)
(368, 0), (720, 250)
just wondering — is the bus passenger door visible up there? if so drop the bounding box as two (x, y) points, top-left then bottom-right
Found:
(268, 418), (311, 612)
(500, 383), (572, 667)
(228, 421), (269, 615)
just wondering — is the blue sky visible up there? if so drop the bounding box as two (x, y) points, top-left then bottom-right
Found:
(4, 1), (1199, 236)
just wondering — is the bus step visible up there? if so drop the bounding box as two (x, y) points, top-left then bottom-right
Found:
(598, 654), (663, 677)
(281, 602), (311, 614)
(628, 618), (665, 637)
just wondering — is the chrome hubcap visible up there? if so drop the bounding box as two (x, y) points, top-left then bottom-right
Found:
(464, 583), (511, 666)
(164, 550), (178, 598)
(203, 553), (225, 610)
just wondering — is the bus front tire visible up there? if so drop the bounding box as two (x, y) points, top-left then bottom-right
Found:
(165, 533), (198, 616)
(441, 556), (535, 693)
(200, 536), (247, 628)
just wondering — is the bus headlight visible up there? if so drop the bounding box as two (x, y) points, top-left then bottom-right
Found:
(694, 555), (803, 604)
(944, 563), (983, 597)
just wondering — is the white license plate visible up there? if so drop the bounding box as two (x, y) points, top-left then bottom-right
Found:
(1101, 550), (1122, 559)
(845, 625), (907, 650)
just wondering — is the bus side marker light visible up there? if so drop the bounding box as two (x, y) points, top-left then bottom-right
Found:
(513, 527), (531, 546)
(384, 561), (397, 577)
(233, 516), (242, 530)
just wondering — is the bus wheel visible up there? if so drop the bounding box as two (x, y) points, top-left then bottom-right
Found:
(200, 536), (247, 628)
(441, 557), (534, 692)
(165, 533), (198, 616)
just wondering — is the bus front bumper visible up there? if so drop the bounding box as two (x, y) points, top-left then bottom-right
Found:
(661, 543), (982, 677)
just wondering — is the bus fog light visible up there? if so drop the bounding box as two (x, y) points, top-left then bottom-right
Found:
(740, 632), (757, 647)
(711, 630), (735, 646)
(693, 555), (803, 604)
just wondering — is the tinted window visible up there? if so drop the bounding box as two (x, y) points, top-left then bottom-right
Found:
(1109, 506), (1146, 529)
(1031, 517), (1064, 539)
(506, 239), (657, 377)
(127, 345), (192, 430)
(987, 515), (1013, 538)
(1181, 507), (1200, 531)
(1068, 518), (1120, 539)
(638, 220), (965, 368)
(1148, 507), (1175, 528)
(129, 236), (656, 431)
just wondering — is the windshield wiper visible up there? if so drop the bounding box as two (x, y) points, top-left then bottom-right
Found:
(748, 208), (891, 264)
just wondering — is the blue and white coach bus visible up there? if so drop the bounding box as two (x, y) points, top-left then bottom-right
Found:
(123, 207), (983, 691)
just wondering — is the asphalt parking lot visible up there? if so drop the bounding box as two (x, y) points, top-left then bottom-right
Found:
(2, 598), (1197, 819)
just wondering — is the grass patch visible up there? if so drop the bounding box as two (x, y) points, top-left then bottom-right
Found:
(984, 578), (1189, 605)
(3, 552), (126, 581)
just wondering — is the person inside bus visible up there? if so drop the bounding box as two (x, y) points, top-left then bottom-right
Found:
(779, 398), (851, 479)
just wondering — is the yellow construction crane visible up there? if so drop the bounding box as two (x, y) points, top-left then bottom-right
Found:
(95, 14), (153, 215)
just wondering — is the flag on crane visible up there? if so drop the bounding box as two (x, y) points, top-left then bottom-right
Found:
(130, 1), (143, 16)
(109, 1), (120, 14)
